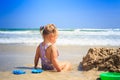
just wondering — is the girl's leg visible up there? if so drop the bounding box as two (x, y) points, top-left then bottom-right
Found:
(59, 62), (72, 71)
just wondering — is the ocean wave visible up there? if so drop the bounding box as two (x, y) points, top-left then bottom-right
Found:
(0, 38), (119, 46)
(0, 28), (120, 46)
(59, 29), (120, 36)
(0, 30), (39, 35)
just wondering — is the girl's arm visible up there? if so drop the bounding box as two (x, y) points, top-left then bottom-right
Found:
(51, 46), (61, 72)
(34, 45), (40, 69)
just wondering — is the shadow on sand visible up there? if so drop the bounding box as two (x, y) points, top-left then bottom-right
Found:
(14, 66), (34, 70)
(77, 62), (101, 80)
(77, 62), (83, 71)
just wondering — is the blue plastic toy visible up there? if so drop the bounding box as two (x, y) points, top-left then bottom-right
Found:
(31, 69), (44, 73)
(12, 70), (26, 75)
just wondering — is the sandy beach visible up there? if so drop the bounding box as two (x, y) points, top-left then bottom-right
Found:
(0, 44), (119, 80)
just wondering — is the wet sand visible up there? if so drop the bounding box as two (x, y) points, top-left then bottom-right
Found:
(0, 44), (119, 80)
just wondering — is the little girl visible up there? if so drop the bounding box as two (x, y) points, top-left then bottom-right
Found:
(34, 24), (71, 72)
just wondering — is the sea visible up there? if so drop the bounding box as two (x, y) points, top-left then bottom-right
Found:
(0, 28), (120, 46)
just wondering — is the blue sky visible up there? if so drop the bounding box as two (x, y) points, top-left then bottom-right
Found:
(0, 0), (120, 29)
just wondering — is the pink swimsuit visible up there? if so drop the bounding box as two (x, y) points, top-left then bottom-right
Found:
(40, 43), (54, 70)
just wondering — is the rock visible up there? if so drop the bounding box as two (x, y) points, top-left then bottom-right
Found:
(81, 48), (120, 72)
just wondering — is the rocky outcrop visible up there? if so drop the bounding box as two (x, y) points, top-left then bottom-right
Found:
(81, 48), (120, 72)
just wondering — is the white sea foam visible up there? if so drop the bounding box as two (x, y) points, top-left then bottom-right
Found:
(0, 28), (120, 46)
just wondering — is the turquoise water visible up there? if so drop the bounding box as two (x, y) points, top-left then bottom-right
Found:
(0, 28), (120, 46)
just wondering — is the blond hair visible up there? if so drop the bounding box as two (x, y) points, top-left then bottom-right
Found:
(40, 24), (58, 36)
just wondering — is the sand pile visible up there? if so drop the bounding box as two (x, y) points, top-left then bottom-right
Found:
(81, 48), (120, 72)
